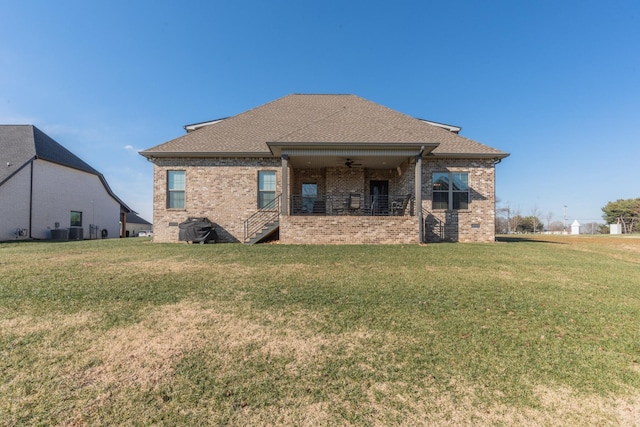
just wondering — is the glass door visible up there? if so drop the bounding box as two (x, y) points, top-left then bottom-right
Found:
(370, 180), (389, 215)
(302, 183), (318, 213)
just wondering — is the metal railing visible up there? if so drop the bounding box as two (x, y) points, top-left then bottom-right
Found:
(244, 194), (281, 242)
(290, 193), (413, 216)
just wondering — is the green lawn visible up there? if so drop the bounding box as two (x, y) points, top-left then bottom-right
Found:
(1, 236), (639, 426)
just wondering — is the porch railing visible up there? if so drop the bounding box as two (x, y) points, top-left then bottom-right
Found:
(244, 194), (280, 241)
(290, 193), (413, 216)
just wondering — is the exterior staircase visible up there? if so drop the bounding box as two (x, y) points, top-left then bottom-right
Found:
(245, 221), (279, 245)
(244, 194), (281, 245)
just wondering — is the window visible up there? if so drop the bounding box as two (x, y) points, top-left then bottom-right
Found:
(70, 211), (82, 227)
(432, 172), (469, 210)
(258, 171), (276, 209)
(167, 170), (186, 209)
(302, 183), (318, 213)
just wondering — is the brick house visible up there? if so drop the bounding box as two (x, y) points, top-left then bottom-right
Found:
(140, 94), (509, 244)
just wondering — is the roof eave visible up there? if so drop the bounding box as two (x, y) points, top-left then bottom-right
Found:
(267, 141), (439, 157)
(427, 152), (510, 160)
(139, 151), (274, 160)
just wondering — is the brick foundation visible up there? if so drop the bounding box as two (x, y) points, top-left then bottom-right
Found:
(280, 215), (419, 244)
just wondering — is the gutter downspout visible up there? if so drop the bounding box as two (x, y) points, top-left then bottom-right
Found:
(416, 146), (424, 243)
(29, 158), (34, 239)
(493, 157), (502, 241)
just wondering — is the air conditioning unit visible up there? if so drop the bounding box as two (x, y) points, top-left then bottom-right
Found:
(51, 229), (68, 240)
(68, 227), (84, 240)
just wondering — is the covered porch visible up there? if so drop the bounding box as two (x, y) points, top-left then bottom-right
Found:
(246, 142), (438, 244)
(273, 143), (437, 219)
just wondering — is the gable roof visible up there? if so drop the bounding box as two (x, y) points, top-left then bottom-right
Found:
(140, 94), (508, 160)
(0, 125), (133, 212)
(126, 212), (152, 226)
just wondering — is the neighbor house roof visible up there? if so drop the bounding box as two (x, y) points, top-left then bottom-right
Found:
(140, 94), (509, 160)
(0, 125), (133, 212)
(125, 212), (152, 225)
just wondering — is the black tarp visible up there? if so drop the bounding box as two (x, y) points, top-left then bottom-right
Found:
(178, 217), (217, 243)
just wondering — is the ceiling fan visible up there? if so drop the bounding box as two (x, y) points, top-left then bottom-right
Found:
(344, 158), (363, 168)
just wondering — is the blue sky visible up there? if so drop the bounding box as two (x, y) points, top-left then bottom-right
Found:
(2, 1), (638, 224)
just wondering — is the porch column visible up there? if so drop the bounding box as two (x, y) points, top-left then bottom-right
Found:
(281, 154), (289, 216)
(415, 153), (423, 243)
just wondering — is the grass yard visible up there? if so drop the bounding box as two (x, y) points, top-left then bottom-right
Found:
(1, 235), (639, 426)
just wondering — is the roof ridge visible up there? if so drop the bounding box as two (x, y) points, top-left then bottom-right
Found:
(291, 93), (353, 96)
(31, 126), (100, 175)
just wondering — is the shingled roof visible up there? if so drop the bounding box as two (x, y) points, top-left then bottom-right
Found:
(140, 94), (508, 159)
(0, 125), (132, 212)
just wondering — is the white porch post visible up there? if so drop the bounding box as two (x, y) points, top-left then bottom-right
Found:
(415, 152), (423, 243)
(281, 154), (289, 216)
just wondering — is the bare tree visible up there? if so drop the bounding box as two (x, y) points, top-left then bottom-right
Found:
(530, 205), (541, 234)
(581, 222), (602, 235)
(495, 216), (509, 234)
(495, 199), (511, 233)
(548, 221), (564, 232)
(509, 206), (521, 233)
(545, 211), (553, 233)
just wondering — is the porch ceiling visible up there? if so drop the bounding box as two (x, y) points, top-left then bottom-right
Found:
(287, 153), (409, 169)
(279, 144), (437, 170)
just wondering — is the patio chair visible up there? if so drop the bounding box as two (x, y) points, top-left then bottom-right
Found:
(348, 193), (361, 214)
(391, 194), (411, 216)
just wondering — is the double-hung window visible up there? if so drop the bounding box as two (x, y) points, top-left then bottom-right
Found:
(432, 172), (469, 210)
(167, 170), (186, 209)
(70, 211), (82, 227)
(258, 171), (276, 209)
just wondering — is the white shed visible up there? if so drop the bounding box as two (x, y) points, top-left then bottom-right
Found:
(610, 224), (622, 235)
(571, 220), (580, 235)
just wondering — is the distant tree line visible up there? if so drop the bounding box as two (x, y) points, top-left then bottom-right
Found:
(495, 214), (544, 234)
(495, 200), (610, 235)
(601, 198), (640, 233)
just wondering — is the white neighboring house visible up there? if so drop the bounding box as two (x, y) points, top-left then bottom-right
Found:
(125, 212), (153, 237)
(0, 125), (133, 241)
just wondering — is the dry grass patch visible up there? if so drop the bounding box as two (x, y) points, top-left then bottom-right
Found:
(358, 380), (640, 426)
(0, 310), (95, 337)
(83, 301), (208, 388)
(77, 300), (333, 388)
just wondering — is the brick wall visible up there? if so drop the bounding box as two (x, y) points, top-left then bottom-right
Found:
(150, 156), (498, 244)
(325, 167), (365, 196)
(152, 157), (280, 243)
(292, 168), (327, 195)
(280, 215), (419, 244)
(422, 158), (497, 243)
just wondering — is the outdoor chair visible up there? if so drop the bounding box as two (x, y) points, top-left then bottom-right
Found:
(391, 194), (411, 216)
(348, 193), (361, 214)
